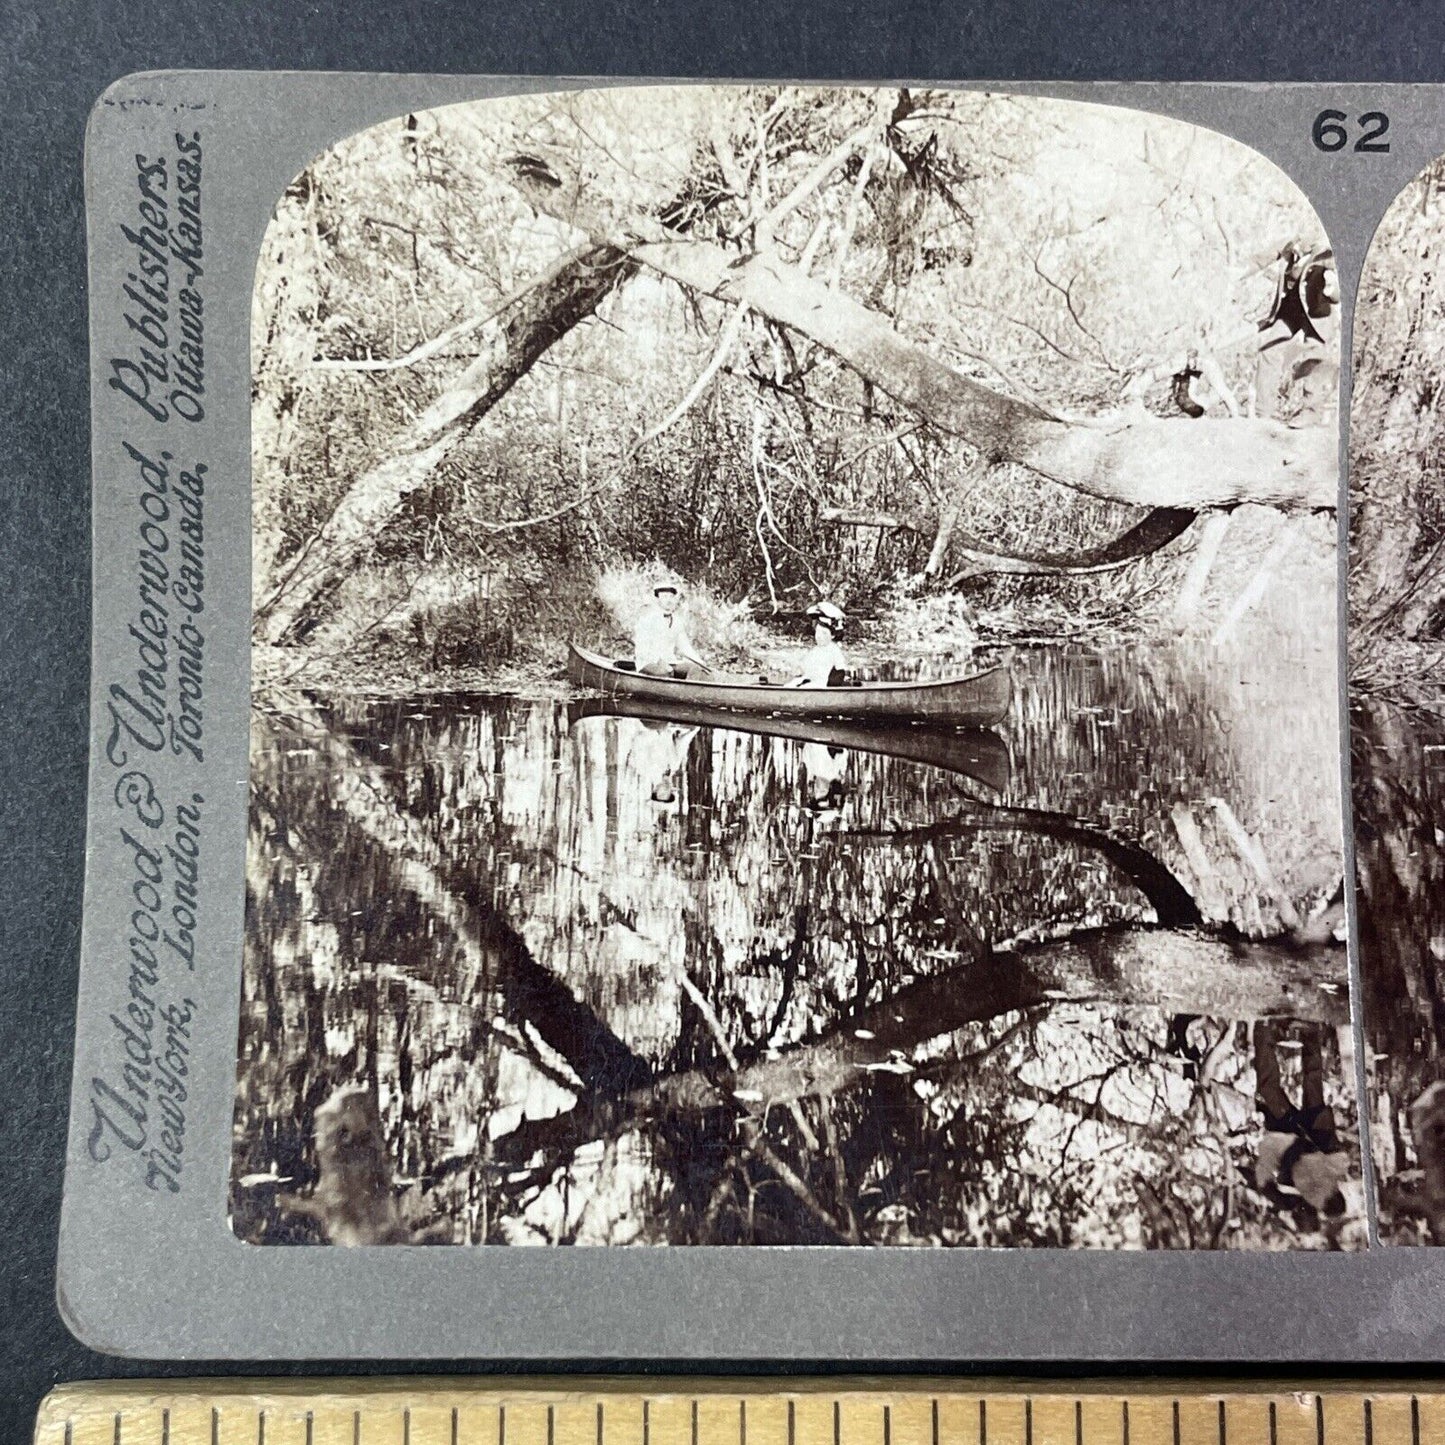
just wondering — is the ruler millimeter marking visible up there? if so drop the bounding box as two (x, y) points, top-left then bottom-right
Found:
(33, 1381), (1442, 1445)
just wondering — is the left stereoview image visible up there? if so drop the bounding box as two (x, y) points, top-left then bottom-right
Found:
(235, 84), (1354, 1250)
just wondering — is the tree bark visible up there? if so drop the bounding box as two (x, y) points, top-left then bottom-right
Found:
(256, 244), (636, 646)
(923, 502), (960, 578)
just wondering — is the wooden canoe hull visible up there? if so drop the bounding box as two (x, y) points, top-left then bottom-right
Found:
(567, 695), (1011, 794)
(566, 698), (1204, 922)
(566, 644), (1011, 726)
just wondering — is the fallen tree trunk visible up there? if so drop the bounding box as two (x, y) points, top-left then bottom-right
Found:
(639, 242), (1336, 510)
(820, 503), (1199, 577)
(944, 506), (1198, 580)
(503, 158), (1336, 513)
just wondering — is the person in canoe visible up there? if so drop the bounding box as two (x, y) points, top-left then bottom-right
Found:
(802, 742), (848, 816)
(633, 582), (712, 679)
(790, 600), (848, 687)
(622, 716), (699, 808)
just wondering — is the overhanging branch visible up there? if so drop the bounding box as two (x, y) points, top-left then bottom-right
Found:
(503, 154), (1337, 514)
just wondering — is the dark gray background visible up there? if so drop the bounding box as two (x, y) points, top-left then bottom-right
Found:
(5, 1), (1445, 1438)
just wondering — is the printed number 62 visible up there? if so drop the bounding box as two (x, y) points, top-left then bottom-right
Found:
(1313, 109), (1390, 153)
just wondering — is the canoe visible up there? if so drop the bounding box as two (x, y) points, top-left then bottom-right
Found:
(566, 644), (1011, 727)
(566, 697), (1200, 920)
(567, 695), (1011, 794)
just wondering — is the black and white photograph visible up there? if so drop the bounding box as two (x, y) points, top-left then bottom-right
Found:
(233, 84), (1357, 1250)
(1350, 154), (1445, 1245)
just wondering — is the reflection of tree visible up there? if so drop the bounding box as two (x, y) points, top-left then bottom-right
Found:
(274, 719), (651, 1096)
(236, 702), (653, 1243)
(850, 804), (1201, 926)
(1349, 159), (1445, 1244)
(500, 923), (1342, 1154)
(1354, 699), (1445, 1242)
(235, 674), (1352, 1249)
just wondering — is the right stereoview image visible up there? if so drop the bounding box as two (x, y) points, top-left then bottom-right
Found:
(1351, 155), (1445, 1243)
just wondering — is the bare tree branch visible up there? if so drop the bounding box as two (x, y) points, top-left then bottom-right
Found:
(312, 244), (594, 372)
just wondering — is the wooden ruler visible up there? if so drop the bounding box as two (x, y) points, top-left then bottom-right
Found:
(31, 1380), (1444, 1445)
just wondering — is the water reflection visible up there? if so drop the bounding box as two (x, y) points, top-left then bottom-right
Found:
(1353, 699), (1445, 1242)
(566, 696), (1013, 795)
(233, 641), (1358, 1249)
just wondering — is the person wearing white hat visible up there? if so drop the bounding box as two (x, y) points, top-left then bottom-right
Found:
(790, 601), (848, 688)
(633, 581), (710, 678)
(621, 717), (699, 809)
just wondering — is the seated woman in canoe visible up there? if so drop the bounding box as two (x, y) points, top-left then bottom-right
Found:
(790, 601), (848, 687)
(633, 582), (711, 679)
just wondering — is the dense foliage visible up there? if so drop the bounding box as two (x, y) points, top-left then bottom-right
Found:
(251, 87), (1334, 685)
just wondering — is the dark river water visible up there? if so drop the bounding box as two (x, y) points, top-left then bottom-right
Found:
(233, 638), (1360, 1249)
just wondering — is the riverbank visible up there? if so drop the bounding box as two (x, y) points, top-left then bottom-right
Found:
(252, 505), (1338, 698)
